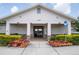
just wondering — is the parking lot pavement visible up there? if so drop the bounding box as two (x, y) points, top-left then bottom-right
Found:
(0, 41), (79, 55)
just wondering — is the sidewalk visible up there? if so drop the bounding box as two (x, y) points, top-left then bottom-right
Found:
(0, 41), (79, 55)
(22, 41), (58, 55)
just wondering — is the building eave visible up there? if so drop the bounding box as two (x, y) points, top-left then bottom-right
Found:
(0, 4), (77, 21)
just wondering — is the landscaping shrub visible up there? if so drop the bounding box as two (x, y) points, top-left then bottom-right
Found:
(0, 35), (22, 39)
(50, 34), (79, 44)
(11, 33), (20, 35)
(55, 35), (65, 41)
(55, 35), (73, 42)
(71, 35), (79, 45)
(0, 33), (5, 35)
(49, 34), (79, 47)
(0, 35), (22, 46)
(72, 35), (79, 38)
(72, 38), (79, 45)
(22, 34), (27, 39)
(0, 39), (8, 46)
(49, 36), (56, 41)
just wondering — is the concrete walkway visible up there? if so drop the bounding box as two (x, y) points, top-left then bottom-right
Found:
(0, 41), (79, 55)
(22, 41), (58, 55)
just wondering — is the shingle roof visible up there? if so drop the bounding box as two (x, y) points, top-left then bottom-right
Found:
(0, 4), (76, 21)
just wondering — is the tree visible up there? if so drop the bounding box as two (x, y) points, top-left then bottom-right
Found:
(74, 17), (79, 31)
(0, 20), (6, 24)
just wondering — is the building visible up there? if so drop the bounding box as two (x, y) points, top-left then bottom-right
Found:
(0, 4), (76, 39)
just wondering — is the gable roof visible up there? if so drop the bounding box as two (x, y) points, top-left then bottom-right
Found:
(0, 4), (76, 21)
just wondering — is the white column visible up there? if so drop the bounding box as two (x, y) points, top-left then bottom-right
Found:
(6, 23), (10, 35)
(47, 23), (51, 37)
(68, 22), (71, 34)
(27, 23), (31, 38)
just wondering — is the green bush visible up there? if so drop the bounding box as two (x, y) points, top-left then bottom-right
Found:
(72, 38), (79, 45)
(0, 39), (13, 46)
(50, 34), (73, 42)
(71, 35), (79, 45)
(55, 35), (73, 42)
(49, 36), (56, 41)
(50, 34), (79, 45)
(11, 33), (19, 35)
(0, 33), (5, 35)
(55, 35), (65, 41)
(0, 35), (22, 46)
(0, 35), (22, 39)
(65, 36), (72, 42)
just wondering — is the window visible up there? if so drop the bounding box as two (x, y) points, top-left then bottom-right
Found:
(37, 8), (41, 14)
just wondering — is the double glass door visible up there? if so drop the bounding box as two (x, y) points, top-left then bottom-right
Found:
(33, 26), (44, 38)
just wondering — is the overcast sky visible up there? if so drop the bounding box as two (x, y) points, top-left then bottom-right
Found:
(0, 3), (79, 18)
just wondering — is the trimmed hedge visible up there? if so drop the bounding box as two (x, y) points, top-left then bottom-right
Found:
(0, 33), (5, 35)
(0, 35), (22, 39)
(55, 35), (72, 42)
(0, 35), (22, 46)
(50, 36), (56, 41)
(71, 35), (79, 45)
(50, 34), (79, 45)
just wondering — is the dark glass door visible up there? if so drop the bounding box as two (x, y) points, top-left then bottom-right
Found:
(33, 26), (44, 38)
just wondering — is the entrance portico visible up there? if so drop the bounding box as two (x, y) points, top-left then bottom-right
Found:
(31, 23), (47, 39)
(5, 21), (71, 40)
(26, 23), (52, 40)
